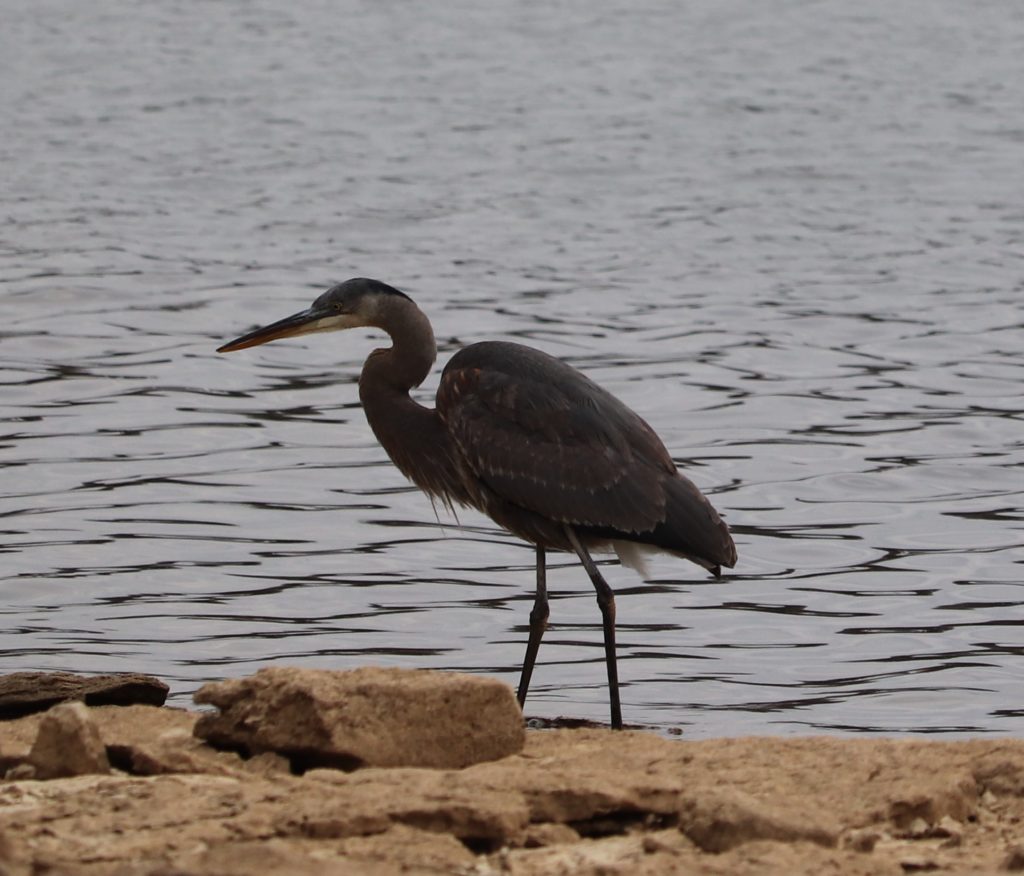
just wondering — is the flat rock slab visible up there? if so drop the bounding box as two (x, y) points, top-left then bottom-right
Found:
(5, 727), (1024, 875)
(193, 666), (525, 770)
(2, 705), (246, 780)
(0, 672), (168, 719)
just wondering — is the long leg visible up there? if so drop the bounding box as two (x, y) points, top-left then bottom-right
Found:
(516, 545), (548, 711)
(564, 526), (622, 730)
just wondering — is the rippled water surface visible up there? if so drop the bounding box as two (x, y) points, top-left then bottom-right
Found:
(3, 0), (1023, 736)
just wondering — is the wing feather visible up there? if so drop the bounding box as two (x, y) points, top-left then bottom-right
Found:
(437, 342), (675, 534)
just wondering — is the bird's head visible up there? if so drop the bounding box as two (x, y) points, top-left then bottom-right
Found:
(217, 278), (412, 353)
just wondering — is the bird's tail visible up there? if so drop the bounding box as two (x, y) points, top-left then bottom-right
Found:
(651, 473), (737, 576)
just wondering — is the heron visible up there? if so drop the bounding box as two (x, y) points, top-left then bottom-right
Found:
(217, 278), (736, 729)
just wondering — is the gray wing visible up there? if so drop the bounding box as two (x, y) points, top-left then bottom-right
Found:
(436, 342), (675, 534)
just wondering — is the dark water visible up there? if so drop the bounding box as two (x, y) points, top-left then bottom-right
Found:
(2, 1), (1022, 736)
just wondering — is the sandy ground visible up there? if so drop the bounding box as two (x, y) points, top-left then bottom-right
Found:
(3, 691), (1024, 875)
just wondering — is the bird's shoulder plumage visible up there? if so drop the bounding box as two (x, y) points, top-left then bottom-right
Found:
(436, 341), (677, 533)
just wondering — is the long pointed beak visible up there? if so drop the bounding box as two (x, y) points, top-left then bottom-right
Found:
(217, 305), (336, 353)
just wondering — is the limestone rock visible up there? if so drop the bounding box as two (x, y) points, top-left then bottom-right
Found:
(0, 713), (40, 774)
(1003, 844), (1024, 872)
(4, 716), (1024, 875)
(678, 787), (838, 852)
(0, 828), (29, 876)
(465, 728), (687, 828)
(2, 705), (238, 780)
(291, 767), (530, 845)
(974, 756), (1024, 797)
(90, 704), (243, 776)
(193, 666), (524, 770)
(4, 764), (36, 781)
(27, 702), (111, 780)
(0, 671), (168, 719)
(842, 827), (882, 852)
(129, 826), (475, 876)
(887, 773), (978, 829)
(90, 702), (197, 743)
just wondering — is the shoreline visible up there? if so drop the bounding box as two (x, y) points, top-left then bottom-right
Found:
(1, 669), (1022, 875)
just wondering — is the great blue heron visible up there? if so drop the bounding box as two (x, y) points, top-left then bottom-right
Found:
(218, 278), (736, 729)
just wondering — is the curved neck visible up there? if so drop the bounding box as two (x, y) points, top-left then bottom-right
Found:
(356, 297), (468, 504)
(359, 299), (436, 395)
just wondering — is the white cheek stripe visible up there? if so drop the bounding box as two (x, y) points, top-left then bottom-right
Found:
(308, 313), (366, 333)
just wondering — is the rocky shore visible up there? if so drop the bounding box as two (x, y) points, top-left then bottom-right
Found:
(1, 667), (1023, 875)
